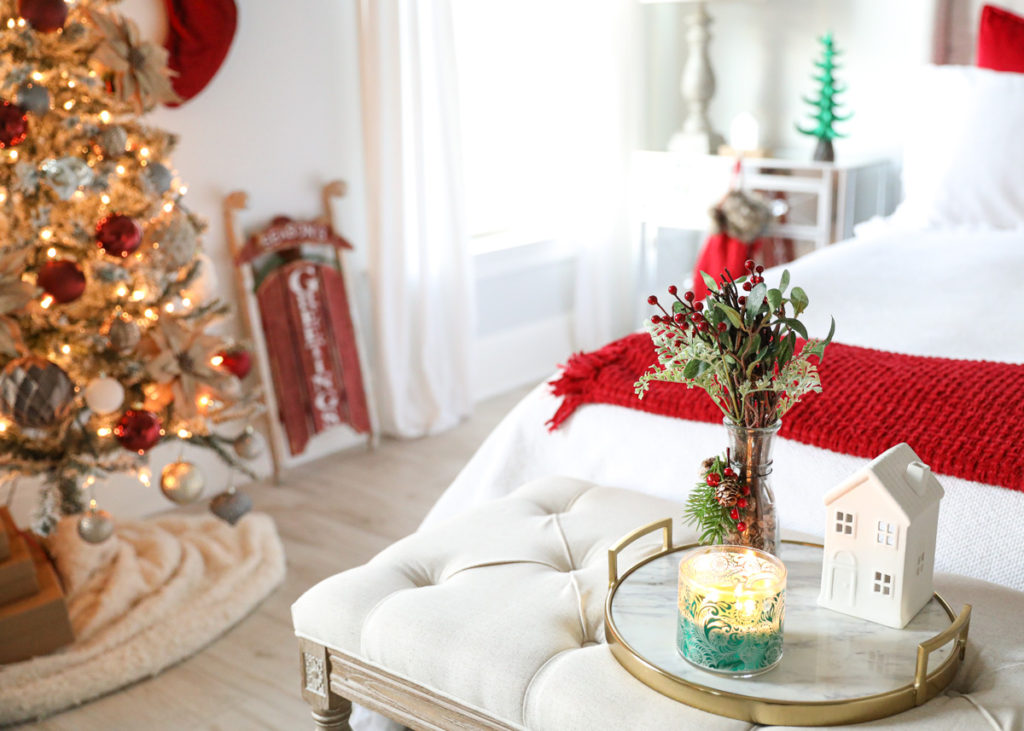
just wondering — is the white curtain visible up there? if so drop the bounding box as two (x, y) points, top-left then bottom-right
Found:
(357, 0), (473, 438)
(560, 1), (639, 351)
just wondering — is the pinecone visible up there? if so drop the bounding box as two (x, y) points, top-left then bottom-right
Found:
(715, 478), (741, 507)
(701, 456), (716, 473)
(744, 523), (764, 550)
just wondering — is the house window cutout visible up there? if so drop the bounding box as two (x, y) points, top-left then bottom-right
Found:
(876, 520), (897, 547)
(835, 511), (854, 535)
(916, 552), (926, 576)
(873, 571), (893, 596)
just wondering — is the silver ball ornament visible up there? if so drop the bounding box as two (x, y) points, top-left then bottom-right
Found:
(78, 507), (114, 544)
(84, 376), (125, 415)
(0, 357), (75, 429)
(210, 488), (252, 525)
(233, 426), (262, 460)
(160, 461), (205, 505)
(146, 162), (173, 194)
(108, 317), (140, 353)
(17, 83), (50, 114)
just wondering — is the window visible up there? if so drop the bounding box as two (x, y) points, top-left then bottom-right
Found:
(916, 552), (926, 576)
(834, 511), (854, 535)
(452, 0), (627, 252)
(876, 521), (897, 547)
(873, 572), (893, 596)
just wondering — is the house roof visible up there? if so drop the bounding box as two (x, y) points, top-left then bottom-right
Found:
(823, 443), (944, 521)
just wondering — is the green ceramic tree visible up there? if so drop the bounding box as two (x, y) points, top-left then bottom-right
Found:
(797, 32), (851, 162)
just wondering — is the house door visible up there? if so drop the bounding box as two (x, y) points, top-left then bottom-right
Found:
(829, 551), (856, 606)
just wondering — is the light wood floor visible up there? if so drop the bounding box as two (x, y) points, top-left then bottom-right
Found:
(25, 385), (535, 731)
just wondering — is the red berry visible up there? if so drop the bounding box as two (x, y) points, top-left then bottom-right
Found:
(684, 291), (695, 302)
(736, 521), (747, 532)
(738, 296), (746, 305)
(737, 497), (748, 509)
(717, 322), (727, 332)
(755, 265), (764, 274)
(723, 468), (735, 478)
(741, 485), (750, 496)
(693, 301), (704, 312)
(651, 315), (661, 324)
(647, 295), (658, 305)
(742, 282), (752, 291)
(674, 313), (685, 323)
(668, 285), (678, 295)
(730, 508), (739, 520)
(744, 259), (755, 271)
(698, 321), (710, 332)
(706, 473), (721, 486)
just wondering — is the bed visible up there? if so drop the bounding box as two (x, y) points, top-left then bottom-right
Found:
(426, 226), (1024, 590)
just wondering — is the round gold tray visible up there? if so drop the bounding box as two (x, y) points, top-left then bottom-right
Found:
(604, 519), (971, 726)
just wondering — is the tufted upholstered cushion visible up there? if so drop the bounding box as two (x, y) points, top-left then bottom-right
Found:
(292, 477), (1024, 730)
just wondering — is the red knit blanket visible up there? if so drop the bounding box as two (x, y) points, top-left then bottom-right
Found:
(548, 333), (1024, 491)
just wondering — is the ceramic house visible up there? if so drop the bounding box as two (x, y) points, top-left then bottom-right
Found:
(818, 443), (944, 629)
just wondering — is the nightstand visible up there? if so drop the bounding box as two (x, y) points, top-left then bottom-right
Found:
(631, 151), (893, 296)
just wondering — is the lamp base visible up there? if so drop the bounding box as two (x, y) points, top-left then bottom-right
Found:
(669, 129), (724, 155)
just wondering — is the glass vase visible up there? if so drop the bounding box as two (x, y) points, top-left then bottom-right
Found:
(723, 419), (780, 556)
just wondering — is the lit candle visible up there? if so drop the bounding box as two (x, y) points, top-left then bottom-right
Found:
(728, 112), (761, 154)
(677, 545), (786, 677)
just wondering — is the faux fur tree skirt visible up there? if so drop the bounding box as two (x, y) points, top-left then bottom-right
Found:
(0, 512), (285, 725)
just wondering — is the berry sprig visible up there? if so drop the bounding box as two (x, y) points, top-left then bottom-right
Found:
(636, 260), (835, 428)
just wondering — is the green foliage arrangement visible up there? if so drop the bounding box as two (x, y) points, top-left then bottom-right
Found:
(635, 260), (835, 429)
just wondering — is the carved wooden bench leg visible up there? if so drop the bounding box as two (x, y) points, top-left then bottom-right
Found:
(299, 637), (353, 731)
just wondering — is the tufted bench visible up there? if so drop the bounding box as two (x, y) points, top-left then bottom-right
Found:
(291, 476), (1024, 730)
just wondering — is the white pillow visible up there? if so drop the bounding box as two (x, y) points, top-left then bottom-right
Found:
(890, 65), (1024, 230)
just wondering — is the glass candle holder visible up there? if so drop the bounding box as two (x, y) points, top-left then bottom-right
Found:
(677, 545), (786, 677)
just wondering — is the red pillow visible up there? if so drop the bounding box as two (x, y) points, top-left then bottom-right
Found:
(977, 4), (1024, 72)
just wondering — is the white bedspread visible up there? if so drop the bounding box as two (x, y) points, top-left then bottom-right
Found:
(426, 228), (1024, 591)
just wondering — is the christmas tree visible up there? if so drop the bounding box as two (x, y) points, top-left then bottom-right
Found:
(796, 32), (850, 162)
(0, 0), (260, 540)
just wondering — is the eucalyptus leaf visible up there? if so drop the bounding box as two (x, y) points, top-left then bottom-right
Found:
(791, 286), (809, 314)
(700, 271), (719, 293)
(683, 359), (701, 378)
(767, 288), (782, 312)
(715, 302), (744, 329)
(673, 300), (686, 314)
(779, 269), (790, 294)
(746, 283), (767, 317)
(782, 317), (809, 340)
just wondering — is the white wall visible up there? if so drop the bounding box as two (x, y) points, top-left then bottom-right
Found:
(11, 0), (369, 526)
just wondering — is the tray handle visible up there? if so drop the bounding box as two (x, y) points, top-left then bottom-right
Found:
(608, 518), (673, 588)
(914, 603), (971, 706)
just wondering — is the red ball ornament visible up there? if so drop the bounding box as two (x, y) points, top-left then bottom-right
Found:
(705, 472), (721, 487)
(37, 259), (86, 303)
(216, 347), (252, 379)
(114, 409), (162, 453)
(736, 521), (748, 533)
(729, 508), (740, 521)
(18, 0), (68, 32)
(736, 497), (748, 509)
(0, 102), (28, 148)
(96, 214), (142, 258)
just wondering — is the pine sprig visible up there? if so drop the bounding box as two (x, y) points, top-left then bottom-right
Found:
(683, 455), (735, 545)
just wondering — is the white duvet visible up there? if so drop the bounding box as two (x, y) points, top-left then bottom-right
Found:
(426, 227), (1024, 591)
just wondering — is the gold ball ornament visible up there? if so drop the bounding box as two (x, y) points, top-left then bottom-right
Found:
(142, 381), (174, 412)
(232, 426), (262, 460)
(77, 506), (114, 543)
(160, 460), (205, 505)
